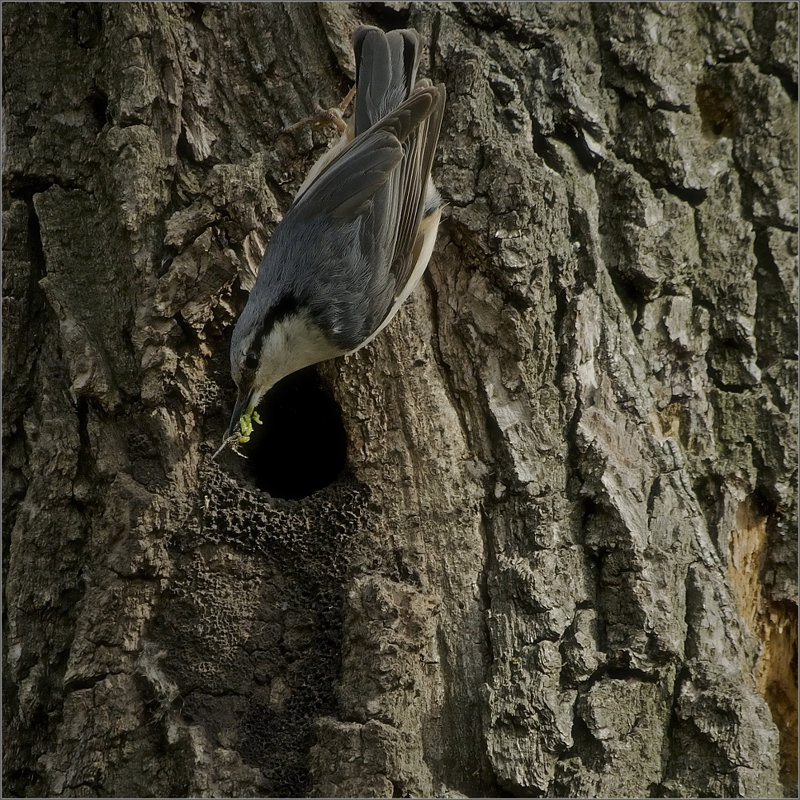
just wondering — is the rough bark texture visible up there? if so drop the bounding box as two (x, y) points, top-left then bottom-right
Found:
(2, 2), (797, 798)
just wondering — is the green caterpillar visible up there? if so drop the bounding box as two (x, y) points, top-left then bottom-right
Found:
(236, 408), (262, 443)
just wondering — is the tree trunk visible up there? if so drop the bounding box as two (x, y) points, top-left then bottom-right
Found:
(2, 2), (796, 797)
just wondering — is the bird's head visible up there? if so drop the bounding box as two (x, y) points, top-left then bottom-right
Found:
(225, 292), (343, 440)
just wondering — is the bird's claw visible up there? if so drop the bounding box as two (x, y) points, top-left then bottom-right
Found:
(282, 85), (356, 134)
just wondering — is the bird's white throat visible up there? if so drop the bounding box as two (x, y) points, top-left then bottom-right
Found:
(251, 310), (344, 407)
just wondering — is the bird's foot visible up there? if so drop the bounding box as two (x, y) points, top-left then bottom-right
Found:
(282, 85), (356, 134)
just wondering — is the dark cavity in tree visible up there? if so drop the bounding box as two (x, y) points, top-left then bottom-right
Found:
(245, 366), (347, 500)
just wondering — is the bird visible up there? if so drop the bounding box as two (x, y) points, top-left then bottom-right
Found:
(222, 25), (446, 448)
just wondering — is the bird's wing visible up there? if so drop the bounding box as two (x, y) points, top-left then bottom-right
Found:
(384, 83), (445, 304)
(289, 86), (441, 223)
(293, 27), (422, 210)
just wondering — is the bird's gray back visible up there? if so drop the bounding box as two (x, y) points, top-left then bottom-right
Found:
(250, 209), (392, 353)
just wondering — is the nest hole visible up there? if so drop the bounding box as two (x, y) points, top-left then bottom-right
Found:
(243, 367), (347, 500)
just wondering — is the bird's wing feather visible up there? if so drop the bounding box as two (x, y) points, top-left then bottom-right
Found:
(385, 84), (446, 302)
(293, 27), (422, 210)
(297, 130), (403, 221)
(290, 87), (440, 222)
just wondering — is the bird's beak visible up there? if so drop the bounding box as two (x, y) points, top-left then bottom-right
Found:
(225, 387), (254, 440)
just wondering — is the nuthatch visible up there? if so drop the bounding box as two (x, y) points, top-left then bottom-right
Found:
(223, 25), (446, 446)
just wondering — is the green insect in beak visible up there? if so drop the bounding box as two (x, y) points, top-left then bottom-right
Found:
(236, 408), (262, 443)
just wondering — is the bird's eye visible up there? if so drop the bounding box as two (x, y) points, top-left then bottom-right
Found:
(245, 351), (258, 370)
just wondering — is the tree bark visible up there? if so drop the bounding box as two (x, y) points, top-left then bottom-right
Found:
(2, 2), (796, 798)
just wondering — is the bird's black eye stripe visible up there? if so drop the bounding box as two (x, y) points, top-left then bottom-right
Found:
(253, 293), (300, 348)
(267, 294), (300, 327)
(245, 351), (258, 369)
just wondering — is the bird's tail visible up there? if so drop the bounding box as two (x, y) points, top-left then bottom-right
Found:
(352, 26), (421, 136)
